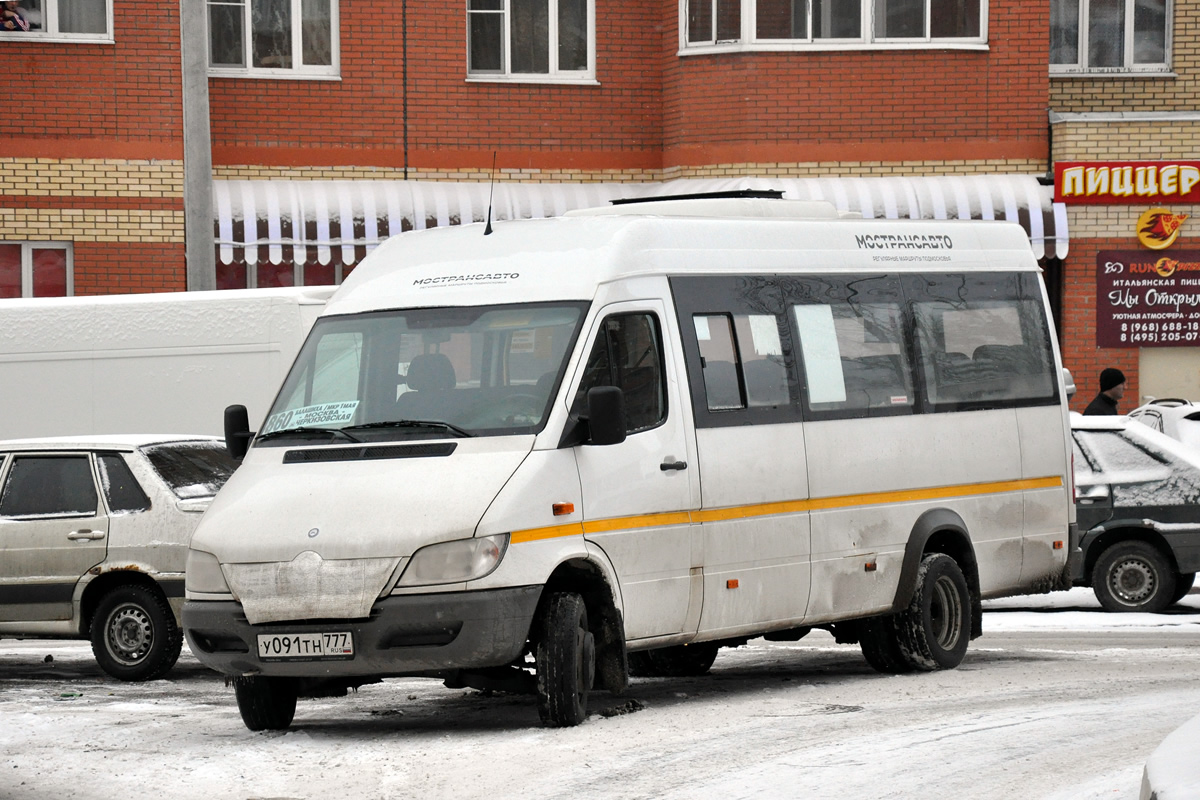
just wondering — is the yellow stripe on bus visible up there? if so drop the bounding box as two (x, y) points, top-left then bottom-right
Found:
(509, 475), (1063, 544)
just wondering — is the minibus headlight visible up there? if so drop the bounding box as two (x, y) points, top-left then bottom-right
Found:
(185, 549), (231, 594)
(398, 534), (509, 587)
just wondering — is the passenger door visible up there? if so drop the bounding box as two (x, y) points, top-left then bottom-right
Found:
(573, 303), (702, 642)
(0, 453), (109, 622)
(672, 277), (813, 637)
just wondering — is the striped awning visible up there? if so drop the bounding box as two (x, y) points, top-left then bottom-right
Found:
(213, 175), (1069, 274)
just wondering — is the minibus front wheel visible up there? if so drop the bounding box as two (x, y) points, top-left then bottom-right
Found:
(233, 675), (299, 731)
(535, 592), (595, 727)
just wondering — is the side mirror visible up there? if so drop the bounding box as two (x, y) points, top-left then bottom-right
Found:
(586, 386), (627, 446)
(224, 404), (255, 461)
(1062, 367), (1076, 400)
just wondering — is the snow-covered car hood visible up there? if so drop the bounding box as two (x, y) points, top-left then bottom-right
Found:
(189, 436), (533, 564)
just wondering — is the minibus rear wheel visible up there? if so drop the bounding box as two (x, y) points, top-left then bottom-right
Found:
(233, 676), (298, 731)
(535, 592), (595, 727)
(895, 553), (971, 671)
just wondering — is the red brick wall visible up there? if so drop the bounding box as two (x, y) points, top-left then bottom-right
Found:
(209, 0), (665, 172)
(661, 0), (1049, 166)
(1060, 238), (1141, 413)
(71, 242), (187, 296)
(3, 0), (182, 157)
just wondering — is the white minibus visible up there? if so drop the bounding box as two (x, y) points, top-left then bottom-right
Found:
(181, 196), (1077, 730)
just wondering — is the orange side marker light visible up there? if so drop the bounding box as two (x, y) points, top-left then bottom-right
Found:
(726, 579), (739, 589)
(1053, 541), (1063, 550)
(552, 503), (575, 517)
(865, 561), (877, 572)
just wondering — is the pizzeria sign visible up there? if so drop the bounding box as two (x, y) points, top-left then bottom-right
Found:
(1097, 250), (1200, 347)
(1056, 161), (1200, 204)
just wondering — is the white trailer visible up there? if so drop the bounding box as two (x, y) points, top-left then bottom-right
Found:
(0, 286), (333, 440)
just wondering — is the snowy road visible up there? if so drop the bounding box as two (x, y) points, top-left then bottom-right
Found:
(2, 587), (1199, 800)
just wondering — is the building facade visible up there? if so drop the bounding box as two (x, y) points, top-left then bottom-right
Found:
(10, 1), (1188, 410)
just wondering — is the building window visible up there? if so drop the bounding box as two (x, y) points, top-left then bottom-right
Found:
(208, 0), (338, 78)
(1051, 0), (1170, 73)
(0, 243), (72, 298)
(0, 0), (111, 40)
(468, 0), (594, 81)
(683, 0), (984, 49)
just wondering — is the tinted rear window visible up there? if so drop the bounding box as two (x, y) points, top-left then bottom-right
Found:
(142, 442), (238, 499)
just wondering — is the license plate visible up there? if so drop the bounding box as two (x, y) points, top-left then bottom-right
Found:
(257, 631), (354, 661)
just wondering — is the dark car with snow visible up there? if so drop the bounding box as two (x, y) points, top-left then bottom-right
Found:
(0, 435), (237, 680)
(1070, 414), (1200, 612)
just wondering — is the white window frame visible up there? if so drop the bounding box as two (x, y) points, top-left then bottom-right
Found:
(0, 0), (113, 43)
(207, 0), (340, 80)
(466, 0), (598, 85)
(1050, 0), (1172, 76)
(679, 0), (988, 54)
(0, 242), (74, 297)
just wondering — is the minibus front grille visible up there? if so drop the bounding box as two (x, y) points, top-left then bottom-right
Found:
(282, 443), (457, 464)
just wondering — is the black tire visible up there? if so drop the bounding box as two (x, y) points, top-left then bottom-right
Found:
(1092, 541), (1176, 613)
(1170, 573), (1196, 605)
(233, 676), (298, 731)
(859, 615), (914, 675)
(627, 643), (719, 677)
(89, 584), (182, 682)
(535, 592), (595, 727)
(895, 553), (971, 671)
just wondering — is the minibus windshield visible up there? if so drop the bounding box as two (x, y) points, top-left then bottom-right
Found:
(258, 302), (589, 443)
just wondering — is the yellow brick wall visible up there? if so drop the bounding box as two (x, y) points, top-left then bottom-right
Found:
(1066, 203), (1200, 240)
(1051, 120), (1200, 161)
(0, 159), (184, 198)
(212, 160), (1047, 182)
(1051, 0), (1200, 111)
(0, 208), (184, 243)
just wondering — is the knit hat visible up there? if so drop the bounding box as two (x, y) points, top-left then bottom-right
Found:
(1100, 367), (1126, 392)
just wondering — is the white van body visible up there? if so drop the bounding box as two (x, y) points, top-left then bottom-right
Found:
(182, 199), (1077, 729)
(0, 286), (333, 440)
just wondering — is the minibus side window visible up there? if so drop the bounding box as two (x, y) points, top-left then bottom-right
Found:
(575, 313), (666, 434)
(693, 313), (790, 411)
(791, 297), (914, 419)
(908, 273), (1057, 411)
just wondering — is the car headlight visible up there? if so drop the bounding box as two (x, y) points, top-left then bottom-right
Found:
(397, 534), (509, 587)
(185, 549), (231, 594)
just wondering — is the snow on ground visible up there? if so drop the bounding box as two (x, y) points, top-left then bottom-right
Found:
(1, 588), (1198, 800)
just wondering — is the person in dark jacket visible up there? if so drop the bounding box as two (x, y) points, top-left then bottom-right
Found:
(1083, 367), (1126, 415)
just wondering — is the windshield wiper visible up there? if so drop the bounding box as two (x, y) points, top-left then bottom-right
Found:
(344, 420), (474, 438)
(256, 426), (363, 443)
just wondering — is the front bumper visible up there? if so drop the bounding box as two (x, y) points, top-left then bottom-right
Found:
(182, 585), (542, 678)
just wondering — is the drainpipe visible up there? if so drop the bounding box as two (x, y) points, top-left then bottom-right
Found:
(403, 0), (409, 180)
(180, 0), (215, 290)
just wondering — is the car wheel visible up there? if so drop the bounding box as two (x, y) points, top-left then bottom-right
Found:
(89, 584), (182, 682)
(535, 592), (595, 727)
(1170, 572), (1195, 605)
(1092, 541), (1176, 613)
(859, 615), (914, 675)
(627, 643), (719, 678)
(233, 676), (298, 731)
(894, 553), (971, 671)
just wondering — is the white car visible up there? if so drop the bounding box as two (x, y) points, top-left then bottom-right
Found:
(0, 435), (237, 680)
(1127, 398), (1200, 451)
